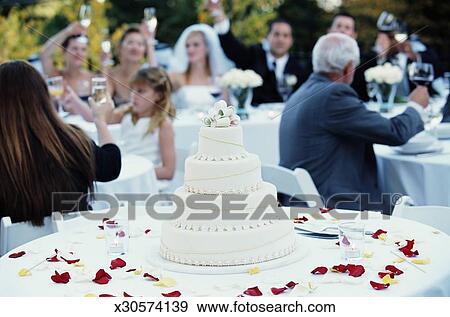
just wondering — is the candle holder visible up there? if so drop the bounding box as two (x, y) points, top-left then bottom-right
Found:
(105, 219), (129, 256)
(338, 222), (365, 261)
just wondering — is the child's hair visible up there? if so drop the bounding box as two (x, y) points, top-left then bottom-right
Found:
(130, 67), (176, 135)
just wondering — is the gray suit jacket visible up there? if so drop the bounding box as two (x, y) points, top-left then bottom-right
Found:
(279, 73), (424, 212)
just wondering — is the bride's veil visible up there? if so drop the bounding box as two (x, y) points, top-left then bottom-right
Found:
(168, 24), (235, 78)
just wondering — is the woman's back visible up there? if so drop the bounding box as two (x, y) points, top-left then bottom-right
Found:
(0, 61), (121, 226)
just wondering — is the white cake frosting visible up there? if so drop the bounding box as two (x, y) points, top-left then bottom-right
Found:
(160, 101), (296, 266)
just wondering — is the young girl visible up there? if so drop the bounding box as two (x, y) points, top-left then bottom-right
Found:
(86, 67), (176, 180)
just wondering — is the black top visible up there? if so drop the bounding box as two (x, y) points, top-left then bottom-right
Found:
(218, 28), (308, 105)
(0, 140), (121, 224)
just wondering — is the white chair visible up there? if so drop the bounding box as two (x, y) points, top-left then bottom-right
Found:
(0, 211), (82, 256)
(393, 196), (450, 235)
(261, 164), (321, 207)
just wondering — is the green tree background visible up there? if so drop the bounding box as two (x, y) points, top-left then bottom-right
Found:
(0, 0), (448, 70)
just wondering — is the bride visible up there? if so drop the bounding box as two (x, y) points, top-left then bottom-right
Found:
(150, 24), (234, 110)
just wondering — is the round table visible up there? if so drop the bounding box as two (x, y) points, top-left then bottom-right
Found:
(1, 207), (449, 297)
(96, 154), (158, 196)
(374, 140), (450, 206)
(64, 115), (122, 143)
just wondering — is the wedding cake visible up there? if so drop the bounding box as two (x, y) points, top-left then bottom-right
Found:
(160, 101), (296, 266)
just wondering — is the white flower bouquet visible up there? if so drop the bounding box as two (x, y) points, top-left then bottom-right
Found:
(219, 69), (263, 120)
(364, 63), (403, 112)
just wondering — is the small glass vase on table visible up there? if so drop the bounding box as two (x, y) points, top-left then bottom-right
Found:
(105, 219), (129, 257)
(338, 222), (365, 262)
(230, 87), (253, 120)
(375, 83), (398, 113)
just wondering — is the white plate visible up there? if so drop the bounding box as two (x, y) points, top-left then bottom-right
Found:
(436, 123), (450, 139)
(146, 237), (308, 275)
(393, 141), (443, 155)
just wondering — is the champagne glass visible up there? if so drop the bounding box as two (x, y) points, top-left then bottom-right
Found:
(91, 77), (108, 105)
(144, 7), (158, 33)
(46, 76), (68, 117)
(376, 11), (398, 32)
(79, 4), (92, 28)
(277, 75), (293, 102)
(101, 28), (113, 67)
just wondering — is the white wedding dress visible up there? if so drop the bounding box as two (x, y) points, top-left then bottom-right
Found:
(172, 85), (221, 110)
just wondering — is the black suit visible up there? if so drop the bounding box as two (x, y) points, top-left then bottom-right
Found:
(218, 29), (307, 105)
(443, 95), (450, 122)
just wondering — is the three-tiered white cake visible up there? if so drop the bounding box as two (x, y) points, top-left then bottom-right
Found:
(160, 101), (296, 266)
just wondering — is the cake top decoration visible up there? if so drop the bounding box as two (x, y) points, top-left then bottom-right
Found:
(202, 100), (240, 128)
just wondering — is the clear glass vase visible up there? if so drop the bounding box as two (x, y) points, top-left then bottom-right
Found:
(375, 83), (398, 113)
(230, 87), (253, 120)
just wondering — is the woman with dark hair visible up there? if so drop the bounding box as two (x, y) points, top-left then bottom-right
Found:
(40, 22), (93, 101)
(0, 61), (121, 226)
(104, 24), (157, 107)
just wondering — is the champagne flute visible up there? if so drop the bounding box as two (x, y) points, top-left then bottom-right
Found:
(79, 4), (92, 28)
(101, 28), (113, 67)
(277, 75), (293, 102)
(47, 76), (68, 117)
(144, 7), (158, 33)
(376, 11), (398, 32)
(91, 77), (108, 105)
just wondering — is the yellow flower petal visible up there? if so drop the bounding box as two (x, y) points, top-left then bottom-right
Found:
(96, 234), (105, 239)
(84, 293), (97, 297)
(378, 233), (387, 241)
(393, 257), (405, 263)
(248, 267), (260, 275)
(432, 231), (440, 234)
(363, 251), (374, 258)
(307, 281), (317, 291)
(153, 277), (176, 287)
(412, 258), (431, 265)
(74, 261), (85, 268)
(381, 274), (398, 285)
(18, 268), (31, 277)
(133, 268), (143, 276)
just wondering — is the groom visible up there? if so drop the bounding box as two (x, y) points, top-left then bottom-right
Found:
(207, 1), (307, 105)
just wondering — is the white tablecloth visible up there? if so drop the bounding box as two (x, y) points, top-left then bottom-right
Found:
(374, 140), (450, 206)
(1, 207), (449, 297)
(96, 154), (158, 196)
(64, 115), (122, 143)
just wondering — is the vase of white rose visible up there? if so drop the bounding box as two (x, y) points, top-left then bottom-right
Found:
(219, 68), (263, 120)
(364, 63), (403, 112)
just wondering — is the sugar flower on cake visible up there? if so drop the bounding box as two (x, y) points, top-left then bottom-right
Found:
(203, 100), (240, 128)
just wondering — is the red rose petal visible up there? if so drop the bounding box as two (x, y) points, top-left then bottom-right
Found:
(311, 266), (328, 275)
(51, 270), (71, 284)
(347, 264), (365, 277)
(399, 248), (419, 258)
(335, 241), (340, 246)
(98, 225), (104, 230)
(285, 281), (298, 289)
(61, 257), (80, 265)
(371, 229), (387, 239)
(243, 286), (263, 296)
(93, 269), (112, 285)
(378, 272), (395, 279)
(123, 292), (133, 297)
(9, 251), (26, 258)
(110, 258), (126, 270)
(145, 229), (151, 234)
(162, 291), (181, 297)
(370, 281), (390, 290)
(385, 265), (404, 276)
(342, 235), (351, 246)
(99, 294), (115, 297)
(331, 264), (348, 273)
(320, 207), (333, 213)
(143, 273), (159, 281)
(46, 255), (60, 262)
(294, 216), (308, 224)
(126, 269), (137, 272)
(271, 287), (287, 295)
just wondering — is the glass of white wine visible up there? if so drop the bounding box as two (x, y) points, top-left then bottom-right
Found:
(144, 7), (158, 33)
(91, 77), (108, 105)
(79, 4), (92, 28)
(46, 76), (68, 117)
